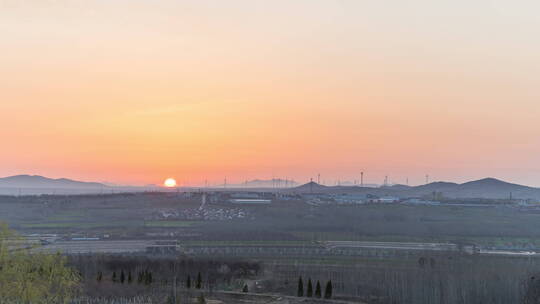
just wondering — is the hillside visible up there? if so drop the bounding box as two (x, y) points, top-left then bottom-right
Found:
(292, 181), (329, 193)
(289, 178), (540, 200)
(0, 175), (107, 189)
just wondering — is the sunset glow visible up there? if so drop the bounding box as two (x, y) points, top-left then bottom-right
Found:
(2, 3), (540, 301)
(2, 1), (540, 186)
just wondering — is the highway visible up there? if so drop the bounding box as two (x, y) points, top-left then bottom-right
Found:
(323, 241), (460, 251)
(33, 240), (156, 254)
(30, 239), (538, 258)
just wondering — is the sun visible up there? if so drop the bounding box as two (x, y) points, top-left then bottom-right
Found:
(164, 178), (177, 188)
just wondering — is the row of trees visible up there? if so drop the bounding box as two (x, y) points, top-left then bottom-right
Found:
(97, 269), (154, 285)
(297, 276), (332, 299)
(72, 254), (260, 286)
(97, 269), (210, 290)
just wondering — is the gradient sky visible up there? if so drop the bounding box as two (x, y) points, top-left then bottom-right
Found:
(1, 0), (540, 186)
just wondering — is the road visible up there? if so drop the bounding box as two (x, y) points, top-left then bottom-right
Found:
(323, 241), (460, 251)
(33, 239), (537, 258)
(33, 240), (156, 254)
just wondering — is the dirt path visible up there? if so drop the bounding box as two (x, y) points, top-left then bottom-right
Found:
(205, 291), (366, 304)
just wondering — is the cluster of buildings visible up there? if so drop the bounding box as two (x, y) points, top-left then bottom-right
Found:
(155, 207), (249, 221)
(190, 191), (441, 206)
(296, 193), (416, 205)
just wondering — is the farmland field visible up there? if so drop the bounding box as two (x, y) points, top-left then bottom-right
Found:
(144, 220), (199, 227)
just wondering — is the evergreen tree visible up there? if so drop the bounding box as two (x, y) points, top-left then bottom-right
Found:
(315, 281), (322, 298)
(297, 276), (304, 297)
(120, 270), (125, 284)
(143, 270), (149, 285)
(196, 272), (202, 289)
(96, 271), (102, 283)
(242, 284), (249, 293)
(186, 275), (192, 289)
(146, 272), (153, 285)
(137, 271), (143, 284)
(127, 271), (132, 284)
(324, 280), (333, 299)
(307, 279), (313, 297)
(112, 271), (117, 283)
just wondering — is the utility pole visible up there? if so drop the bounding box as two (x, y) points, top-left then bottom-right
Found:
(317, 173), (320, 184)
(426, 175), (429, 184)
(361, 172), (364, 187)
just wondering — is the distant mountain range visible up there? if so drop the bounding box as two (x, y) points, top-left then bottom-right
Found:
(0, 175), (107, 189)
(290, 178), (540, 200)
(0, 175), (301, 190)
(3, 175), (540, 200)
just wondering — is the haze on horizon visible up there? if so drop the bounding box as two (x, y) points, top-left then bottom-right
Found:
(1, 0), (540, 186)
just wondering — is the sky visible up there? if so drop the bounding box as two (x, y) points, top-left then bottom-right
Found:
(1, 0), (540, 186)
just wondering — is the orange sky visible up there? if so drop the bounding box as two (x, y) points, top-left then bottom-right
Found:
(1, 1), (540, 186)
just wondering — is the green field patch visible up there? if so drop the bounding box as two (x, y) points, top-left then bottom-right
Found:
(47, 215), (85, 222)
(20, 222), (75, 229)
(57, 210), (86, 217)
(182, 240), (312, 246)
(144, 220), (199, 228)
(20, 221), (139, 229)
(45, 210), (87, 222)
(291, 231), (436, 243)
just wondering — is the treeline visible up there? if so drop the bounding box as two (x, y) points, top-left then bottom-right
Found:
(68, 255), (261, 298)
(269, 252), (540, 304)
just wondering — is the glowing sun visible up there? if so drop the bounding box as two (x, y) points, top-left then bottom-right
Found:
(164, 178), (177, 188)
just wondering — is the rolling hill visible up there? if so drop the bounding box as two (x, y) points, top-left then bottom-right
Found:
(289, 178), (540, 200)
(0, 175), (107, 189)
